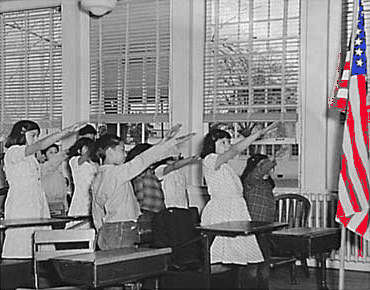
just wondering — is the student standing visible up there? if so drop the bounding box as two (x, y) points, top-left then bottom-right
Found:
(2, 120), (85, 258)
(66, 137), (97, 228)
(200, 122), (277, 288)
(155, 154), (200, 209)
(241, 153), (277, 290)
(90, 125), (194, 249)
(40, 143), (69, 216)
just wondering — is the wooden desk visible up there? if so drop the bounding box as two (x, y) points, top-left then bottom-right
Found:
(197, 220), (288, 289)
(51, 247), (172, 288)
(271, 227), (341, 290)
(0, 216), (90, 230)
(0, 216), (90, 257)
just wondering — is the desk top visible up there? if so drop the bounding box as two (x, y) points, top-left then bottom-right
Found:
(0, 216), (90, 230)
(272, 227), (340, 238)
(197, 220), (287, 236)
(52, 247), (172, 266)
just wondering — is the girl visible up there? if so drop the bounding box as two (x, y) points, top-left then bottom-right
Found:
(90, 124), (194, 248)
(66, 137), (97, 228)
(241, 153), (277, 223)
(200, 122), (277, 288)
(2, 120), (86, 258)
(40, 143), (69, 216)
(241, 153), (277, 290)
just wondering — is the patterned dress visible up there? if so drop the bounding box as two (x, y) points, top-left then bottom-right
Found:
(201, 153), (264, 265)
(2, 145), (50, 258)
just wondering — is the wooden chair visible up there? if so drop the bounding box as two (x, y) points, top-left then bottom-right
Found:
(33, 229), (96, 289)
(270, 193), (311, 284)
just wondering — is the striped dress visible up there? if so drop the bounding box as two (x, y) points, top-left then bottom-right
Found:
(201, 153), (264, 265)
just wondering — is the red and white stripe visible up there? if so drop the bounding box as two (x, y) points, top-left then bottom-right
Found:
(336, 72), (370, 241)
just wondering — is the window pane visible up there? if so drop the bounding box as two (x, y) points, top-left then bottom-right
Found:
(204, 0), (300, 188)
(0, 7), (62, 138)
(89, 0), (170, 124)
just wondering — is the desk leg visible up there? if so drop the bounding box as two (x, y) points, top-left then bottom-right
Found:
(319, 253), (329, 290)
(203, 233), (211, 290)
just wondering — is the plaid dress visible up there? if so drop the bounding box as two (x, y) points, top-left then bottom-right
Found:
(242, 168), (275, 223)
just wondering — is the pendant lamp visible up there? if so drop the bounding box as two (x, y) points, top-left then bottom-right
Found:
(80, 0), (118, 16)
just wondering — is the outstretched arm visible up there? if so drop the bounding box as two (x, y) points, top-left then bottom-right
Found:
(214, 122), (278, 170)
(25, 121), (87, 157)
(161, 155), (201, 176)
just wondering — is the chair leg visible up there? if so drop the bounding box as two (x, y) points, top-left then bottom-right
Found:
(289, 262), (297, 285)
(33, 259), (39, 289)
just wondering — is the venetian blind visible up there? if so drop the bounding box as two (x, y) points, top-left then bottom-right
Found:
(204, 0), (300, 123)
(0, 7), (62, 136)
(89, 0), (170, 124)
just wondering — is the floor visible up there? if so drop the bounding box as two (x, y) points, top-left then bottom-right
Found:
(1, 259), (369, 289)
(269, 265), (370, 290)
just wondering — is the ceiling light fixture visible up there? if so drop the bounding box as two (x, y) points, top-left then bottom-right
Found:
(80, 0), (118, 17)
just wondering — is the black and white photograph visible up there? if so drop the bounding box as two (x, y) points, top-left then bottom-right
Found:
(0, 0), (369, 289)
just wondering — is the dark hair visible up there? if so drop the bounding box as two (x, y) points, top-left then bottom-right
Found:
(91, 134), (122, 163)
(41, 143), (59, 156)
(241, 153), (275, 188)
(125, 143), (152, 162)
(68, 137), (94, 157)
(241, 154), (269, 179)
(5, 120), (40, 148)
(78, 124), (97, 136)
(200, 129), (231, 159)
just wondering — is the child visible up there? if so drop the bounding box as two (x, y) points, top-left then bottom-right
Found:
(155, 154), (200, 209)
(125, 143), (166, 216)
(241, 153), (277, 290)
(2, 120), (86, 258)
(90, 125), (194, 249)
(200, 122), (277, 288)
(66, 137), (97, 228)
(40, 143), (69, 216)
(241, 153), (277, 222)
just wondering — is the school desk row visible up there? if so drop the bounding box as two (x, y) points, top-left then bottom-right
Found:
(0, 218), (340, 290)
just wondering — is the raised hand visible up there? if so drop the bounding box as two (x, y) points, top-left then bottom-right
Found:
(164, 124), (182, 141)
(64, 121), (89, 135)
(260, 121), (279, 136)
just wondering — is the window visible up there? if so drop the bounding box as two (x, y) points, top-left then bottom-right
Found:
(204, 0), (301, 188)
(89, 0), (171, 142)
(0, 7), (62, 139)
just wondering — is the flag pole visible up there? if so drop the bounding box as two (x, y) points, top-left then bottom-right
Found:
(338, 1), (359, 289)
(338, 225), (346, 290)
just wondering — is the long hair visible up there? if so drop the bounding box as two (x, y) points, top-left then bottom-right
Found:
(91, 134), (122, 164)
(5, 120), (40, 148)
(200, 129), (231, 159)
(68, 137), (94, 157)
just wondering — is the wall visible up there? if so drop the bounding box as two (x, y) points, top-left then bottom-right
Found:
(0, 0), (346, 208)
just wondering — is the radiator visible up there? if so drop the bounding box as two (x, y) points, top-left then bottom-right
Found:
(278, 191), (370, 272)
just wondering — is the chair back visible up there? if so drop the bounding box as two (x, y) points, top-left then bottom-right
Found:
(33, 229), (96, 261)
(152, 207), (201, 267)
(33, 229), (96, 288)
(274, 194), (310, 228)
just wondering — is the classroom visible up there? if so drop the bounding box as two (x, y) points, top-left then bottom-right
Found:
(0, 0), (369, 289)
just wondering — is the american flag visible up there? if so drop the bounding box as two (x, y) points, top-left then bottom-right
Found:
(334, 0), (370, 244)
